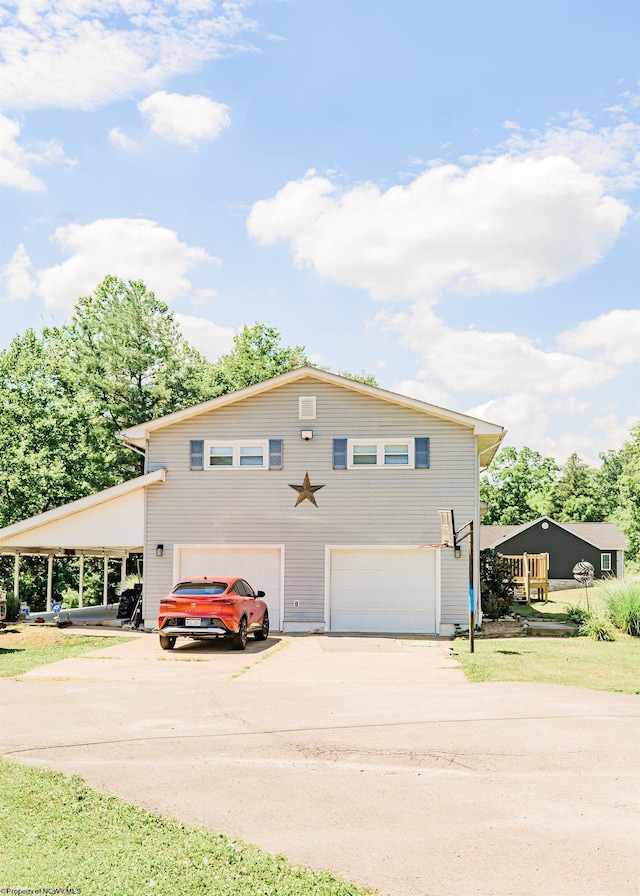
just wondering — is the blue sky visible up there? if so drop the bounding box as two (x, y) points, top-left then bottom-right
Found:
(1, 0), (639, 464)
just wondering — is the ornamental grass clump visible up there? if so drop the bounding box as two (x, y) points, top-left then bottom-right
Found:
(598, 578), (640, 637)
(579, 612), (615, 642)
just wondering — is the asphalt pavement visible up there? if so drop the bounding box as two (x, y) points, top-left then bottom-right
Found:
(1, 630), (638, 896)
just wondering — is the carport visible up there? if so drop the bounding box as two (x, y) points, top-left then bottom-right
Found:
(0, 469), (165, 610)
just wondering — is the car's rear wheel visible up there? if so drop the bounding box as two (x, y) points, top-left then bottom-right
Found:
(232, 616), (248, 650)
(159, 634), (176, 650)
(254, 609), (269, 641)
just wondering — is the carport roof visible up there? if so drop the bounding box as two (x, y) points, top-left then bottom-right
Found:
(0, 468), (166, 556)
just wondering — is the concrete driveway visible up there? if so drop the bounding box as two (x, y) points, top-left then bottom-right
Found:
(1, 631), (638, 896)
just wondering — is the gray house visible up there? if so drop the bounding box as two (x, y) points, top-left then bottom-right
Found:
(119, 367), (504, 635)
(481, 517), (627, 588)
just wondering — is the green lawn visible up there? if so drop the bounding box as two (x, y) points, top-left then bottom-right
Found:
(0, 758), (378, 896)
(510, 584), (607, 620)
(454, 631), (640, 694)
(0, 625), (132, 677)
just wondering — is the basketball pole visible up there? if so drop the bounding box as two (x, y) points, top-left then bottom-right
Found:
(453, 521), (475, 653)
(423, 511), (476, 653)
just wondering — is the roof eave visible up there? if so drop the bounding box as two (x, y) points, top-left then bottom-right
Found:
(119, 366), (506, 447)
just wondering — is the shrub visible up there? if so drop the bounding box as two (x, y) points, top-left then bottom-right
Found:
(598, 578), (640, 637)
(5, 592), (20, 623)
(566, 605), (590, 626)
(480, 549), (516, 620)
(61, 588), (79, 609)
(579, 612), (615, 641)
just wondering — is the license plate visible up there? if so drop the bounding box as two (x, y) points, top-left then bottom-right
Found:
(184, 617), (202, 627)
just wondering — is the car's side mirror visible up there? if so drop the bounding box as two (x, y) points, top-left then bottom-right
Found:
(256, 590), (265, 597)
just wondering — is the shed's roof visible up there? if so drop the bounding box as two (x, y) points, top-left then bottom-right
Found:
(480, 517), (627, 551)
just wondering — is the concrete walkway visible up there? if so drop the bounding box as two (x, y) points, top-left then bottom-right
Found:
(1, 631), (638, 896)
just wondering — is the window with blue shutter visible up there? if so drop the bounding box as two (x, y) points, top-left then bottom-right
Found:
(415, 437), (430, 468)
(333, 438), (348, 469)
(190, 439), (204, 470)
(269, 439), (283, 470)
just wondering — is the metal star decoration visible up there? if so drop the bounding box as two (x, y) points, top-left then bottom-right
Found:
(289, 471), (325, 507)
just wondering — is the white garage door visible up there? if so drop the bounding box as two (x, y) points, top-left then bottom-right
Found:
(174, 545), (283, 631)
(329, 547), (437, 633)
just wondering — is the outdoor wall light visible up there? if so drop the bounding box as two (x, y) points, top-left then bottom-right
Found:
(156, 544), (164, 557)
(300, 430), (314, 441)
(454, 546), (462, 559)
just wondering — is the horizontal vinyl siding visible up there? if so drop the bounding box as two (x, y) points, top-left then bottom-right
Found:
(144, 378), (476, 627)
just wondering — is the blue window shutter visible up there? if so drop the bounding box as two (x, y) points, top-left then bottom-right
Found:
(415, 437), (430, 468)
(269, 439), (283, 470)
(190, 440), (204, 470)
(333, 438), (348, 469)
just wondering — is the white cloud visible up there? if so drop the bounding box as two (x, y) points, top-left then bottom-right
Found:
(467, 393), (552, 453)
(558, 309), (640, 364)
(0, 1), (257, 112)
(392, 379), (452, 409)
(0, 112), (74, 191)
(0, 113), (43, 190)
(248, 157), (629, 301)
(109, 127), (139, 151)
(138, 91), (230, 147)
(385, 304), (616, 395)
(191, 288), (218, 306)
(500, 111), (640, 193)
(1, 243), (36, 301)
(32, 218), (218, 308)
(174, 313), (235, 360)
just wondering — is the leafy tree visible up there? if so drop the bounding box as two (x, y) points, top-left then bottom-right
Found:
(480, 446), (559, 525)
(66, 277), (215, 436)
(547, 452), (605, 522)
(0, 328), (116, 527)
(335, 369), (379, 386)
(210, 323), (308, 394)
(606, 424), (640, 562)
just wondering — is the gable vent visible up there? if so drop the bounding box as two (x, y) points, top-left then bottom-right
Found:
(299, 396), (317, 420)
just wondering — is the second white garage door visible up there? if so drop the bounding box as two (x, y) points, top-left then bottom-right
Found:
(174, 545), (283, 631)
(328, 547), (438, 633)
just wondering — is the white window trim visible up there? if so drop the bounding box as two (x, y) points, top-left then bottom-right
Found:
(347, 438), (414, 469)
(205, 439), (269, 469)
(601, 553), (612, 572)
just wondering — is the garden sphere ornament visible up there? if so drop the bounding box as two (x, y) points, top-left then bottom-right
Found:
(573, 560), (595, 611)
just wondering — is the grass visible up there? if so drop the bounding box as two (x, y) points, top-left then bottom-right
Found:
(454, 629), (640, 693)
(598, 577), (640, 636)
(0, 758), (378, 896)
(460, 581), (640, 693)
(512, 585), (601, 621)
(0, 624), (133, 677)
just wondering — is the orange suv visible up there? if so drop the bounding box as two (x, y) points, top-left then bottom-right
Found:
(158, 577), (269, 651)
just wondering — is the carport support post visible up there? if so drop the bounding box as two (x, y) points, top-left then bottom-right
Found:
(13, 553), (20, 604)
(103, 555), (109, 606)
(120, 554), (127, 596)
(78, 554), (84, 609)
(468, 521), (474, 654)
(46, 554), (53, 612)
